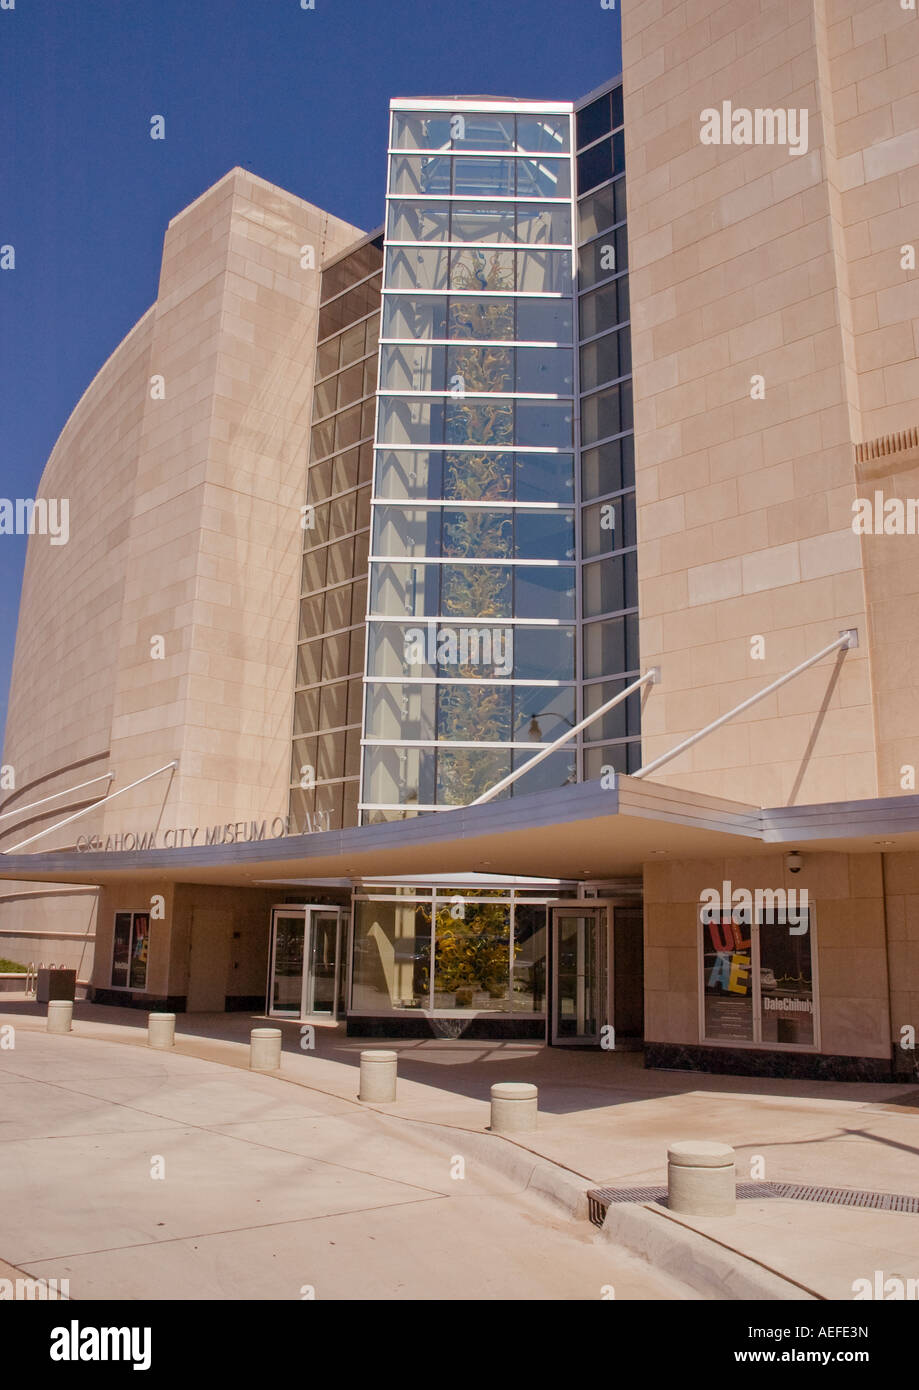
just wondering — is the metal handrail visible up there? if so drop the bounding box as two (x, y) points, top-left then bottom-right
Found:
(469, 667), (661, 806)
(3, 761), (178, 854)
(633, 630), (857, 780)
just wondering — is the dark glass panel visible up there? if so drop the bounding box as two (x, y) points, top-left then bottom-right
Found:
(577, 93), (612, 149)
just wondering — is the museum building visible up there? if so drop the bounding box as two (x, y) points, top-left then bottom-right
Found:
(3, 0), (919, 1080)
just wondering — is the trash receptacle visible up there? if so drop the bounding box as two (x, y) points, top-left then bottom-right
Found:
(35, 969), (76, 1004)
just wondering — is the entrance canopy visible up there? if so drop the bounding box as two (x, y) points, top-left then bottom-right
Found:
(2, 775), (919, 889)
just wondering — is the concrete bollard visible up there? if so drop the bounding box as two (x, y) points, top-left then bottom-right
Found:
(147, 1012), (176, 1050)
(359, 1050), (398, 1102)
(667, 1140), (736, 1216)
(47, 1000), (73, 1035)
(490, 1082), (538, 1134)
(249, 1027), (282, 1071)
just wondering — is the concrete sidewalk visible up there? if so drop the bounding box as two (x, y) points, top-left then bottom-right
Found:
(3, 999), (919, 1300)
(0, 1006), (692, 1301)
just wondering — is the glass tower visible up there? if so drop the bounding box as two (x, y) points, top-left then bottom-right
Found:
(361, 99), (579, 822)
(575, 79), (641, 779)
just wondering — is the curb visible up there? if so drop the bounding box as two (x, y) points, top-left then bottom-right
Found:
(0, 1010), (826, 1298)
(376, 1115), (595, 1220)
(598, 1202), (819, 1301)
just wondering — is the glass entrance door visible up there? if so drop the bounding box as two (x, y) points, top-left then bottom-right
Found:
(268, 906), (343, 1020)
(550, 907), (606, 1045)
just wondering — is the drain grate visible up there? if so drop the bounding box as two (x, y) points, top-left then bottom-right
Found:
(587, 1181), (919, 1228)
(768, 1183), (919, 1213)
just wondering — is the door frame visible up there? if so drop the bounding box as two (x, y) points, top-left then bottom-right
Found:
(267, 904), (345, 1021)
(548, 898), (637, 1047)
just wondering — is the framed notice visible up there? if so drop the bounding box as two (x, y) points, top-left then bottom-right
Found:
(700, 905), (817, 1049)
(111, 911), (151, 991)
(701, 910), (754, 1042)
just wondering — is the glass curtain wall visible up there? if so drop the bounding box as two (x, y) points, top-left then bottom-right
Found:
(576, 82), (642, 776)
(350, 882), (576, 1017)
(361, 102), (579, 822)
(290, 235), (383, 832)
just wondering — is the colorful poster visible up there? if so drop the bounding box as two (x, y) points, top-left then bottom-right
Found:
(702, 910), (753, 1041)
(129, 913), (149, 990)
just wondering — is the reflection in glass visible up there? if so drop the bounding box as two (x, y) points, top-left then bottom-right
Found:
(516, 203), (572, 244)
(387, 201), (451, 242)
(390, 154), (451, 196)
(583, 678), (641, 742)
(444, 451), (514, 502)
(515, 508), (574, 560)
(579, 227), (629, 288)
(392, 112), (452, 150)
(513, 904), (547, 1010)
(436, 748), (512, 807)
(447, 344), (513, 394)
(373, 506), (438, 558)
(515, 347), (573, 394)
(515, 565), (576, 619)
(517, 115), (569, 153)
(579, 276), (629, 340)
(352, 900), (433, 1010)
(758, 910), (815, 1046)
(364, 682), (437, 742)
(453, 114), (515, 150)
(364, 744), (436, 805)
(579, 325), (631, 391)
(583, 613), (639, 680)
(515, 453), (574, 503)
(516, 158), (571, 200)
(375, 450), (445, 499)
(450, 247), (514, 291)
(369, 562), (440, 617)
(452, 157), (515, 197)
(582, 552), (638, 618)
(379, 345), (447, 393)
(583, 740), (642, 779)
(512, 685), (576, 742)
(431, 900), (511, 1008)
(513, 748), (577, 796)
(515, 297), (573, 343)
(513, 626), (575, 680)
(438, 683), (512, 743)
(445, 397), (513, 448)
(581, 382), (633, 446)
(271, 915), (305, 1013)
(515, 400), (573, 449)
(450, 202), (516, 243)
(516, 250), (572, 295)
(442, 509), (513, 559)
(385, 246), (449, 290)
(441, 563), (513, 617)
(582, 494), (636, 556)
(382, 295), (448, 341)
(448, 298), (515, 340)
(577, 178), (627, 243)
(580, 436), (634, 500)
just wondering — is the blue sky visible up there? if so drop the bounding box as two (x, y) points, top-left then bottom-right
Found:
(0, 0), (621, 743)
